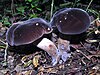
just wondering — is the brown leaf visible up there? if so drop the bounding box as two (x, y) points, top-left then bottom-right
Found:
(21, 54), (33, 64)
(95, 30), (100, 34)
(88, 50), (100, 55)
(24, 70), (32, 75)
(33, 55), (41, 67)
(0, 22), (3, 28)
(16, 70), (36, 75)
(23, 60), (32, 67)
(95, 20), (100, 27)
(87, 55), (100, 59)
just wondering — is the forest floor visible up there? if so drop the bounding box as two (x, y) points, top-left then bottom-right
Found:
(0, 0), (100, 74)
(0, 17), (100, 75)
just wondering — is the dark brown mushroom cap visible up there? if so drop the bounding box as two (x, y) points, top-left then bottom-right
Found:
(6, 18), (52, 46)
(50, 8), (90, 34)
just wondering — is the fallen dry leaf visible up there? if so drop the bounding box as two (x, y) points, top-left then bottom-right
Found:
(24, 70), (32, 75)
(16, 70), (36, 75)
(95, 20), (100, 27)
(46, 68), (57, 73)
(86, 39), (99, 43)
(87, 55), (100, 59)
(95, 30), (100, 34)
(33, 55), (41, 67)
(88, 50), (100, 55)
(23, 60), (32, 67)
(0, 22), (3, 28)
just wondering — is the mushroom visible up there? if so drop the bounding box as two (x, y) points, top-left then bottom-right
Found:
(37, 38), (71, 65)
(6, 18), (52, 46)
(37, 38), (58, 65)
(50, 8), (90, 34)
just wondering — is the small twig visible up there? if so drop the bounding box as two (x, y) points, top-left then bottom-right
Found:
(71, 45), (90, 60)
(90, 18), (99, 25)
(73, 0), (77, 7)
(64, 63), (98, 74)
(0, 39), (7, 45)
(80, 42), (89, 51)
(80, 42), (92, 53)
(76, 49), (91, 60)
(86, 0), (94, 11)
(11, 0), (14, 24)
(81, 57), (86, 65)
(50, 0), (54, 19)
(0, 39), (8, 66)
(4, 43), (8, 62)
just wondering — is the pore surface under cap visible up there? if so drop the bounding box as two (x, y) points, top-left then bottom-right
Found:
(6, 18), (52, 46)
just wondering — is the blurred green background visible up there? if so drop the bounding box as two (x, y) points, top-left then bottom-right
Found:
(0, 0), (100, 27)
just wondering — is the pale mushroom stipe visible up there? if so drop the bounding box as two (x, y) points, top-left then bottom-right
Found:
(37, 38), (71, 66)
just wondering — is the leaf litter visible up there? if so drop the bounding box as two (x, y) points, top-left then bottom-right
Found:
(0, 18), (100, 75)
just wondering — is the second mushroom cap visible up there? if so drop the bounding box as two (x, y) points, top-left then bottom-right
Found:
(50, 8), (90, 34)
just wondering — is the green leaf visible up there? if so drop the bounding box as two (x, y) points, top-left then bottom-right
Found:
(36, 8), (42, 11)
(29, 14), (38, 18)
(5, 9), (11, 13)
(16, 7), (25, 13)
(3, 17), (11, 26)
(27, 0), (32, 2)
(60, 2), (72, 7)
(87, 9), (99, 18)
(31, 4), (35, 8)
(0, 45), (6, 48)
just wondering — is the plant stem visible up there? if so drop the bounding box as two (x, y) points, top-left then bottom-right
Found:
(73, 0), (77, 7)
(50, 0), (54, 19)
(4, 43), (8, 63)
(0, 39), (6, 45)
(11, 0), (14, 23)
(86, 0), (94, 11)
(0, 39), (8, 66)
